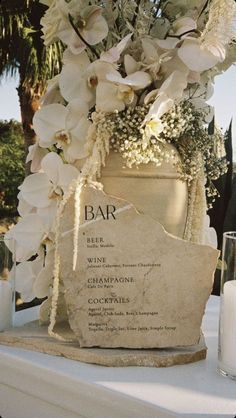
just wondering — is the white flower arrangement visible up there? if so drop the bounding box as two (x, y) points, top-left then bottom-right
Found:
(5, 0), (236, 336)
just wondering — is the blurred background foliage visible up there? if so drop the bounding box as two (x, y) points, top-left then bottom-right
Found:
(0, 0), (63, 173)
(0, 119), (25, 218)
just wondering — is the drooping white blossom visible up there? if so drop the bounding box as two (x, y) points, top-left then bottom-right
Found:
(141, 38), (170, 79)
(178, 0), (236, 72)
(178, 38), (225, 72)
(5, 214), (49, 262)
(100, 33), (132, 63)
(17, 192), (35, 218)
(26, 141), (48, 173)
(96, 70), (152, 112)
(19, 152), (79, 209)
(40, 0), (69, 46)
(59, 50), (92, 103)
(60, 5), (108, 52)
(15, 256), (44, 302)
(33, 100), (91, 162)
(41, 75), (64, 106)
(156, 16), (197, 50)
(144, 70), (188, 122)
(40, 2), (108, 54)
(59, 49), (120, 106)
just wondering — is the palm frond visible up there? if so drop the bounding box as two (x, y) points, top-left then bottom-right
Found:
(0, 0), (63, 92)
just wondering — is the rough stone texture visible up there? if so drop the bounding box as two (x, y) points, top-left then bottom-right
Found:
(0, 321), (207, 367)
(59, 186), (219, 349)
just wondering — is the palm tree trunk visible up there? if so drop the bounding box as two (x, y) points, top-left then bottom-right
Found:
(17, 82), (43, 175)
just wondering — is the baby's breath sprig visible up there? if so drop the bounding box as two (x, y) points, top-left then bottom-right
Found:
(100, 105), (175, 167)
(94, 101), (228, 208)
(173, 106), (228, 207)
(160, 101), (195, 141)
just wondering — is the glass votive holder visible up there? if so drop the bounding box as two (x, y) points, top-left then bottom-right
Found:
(0, 234), (15, 331)
(218, 231), (236, 379)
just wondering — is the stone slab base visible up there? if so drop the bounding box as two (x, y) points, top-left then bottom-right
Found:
(0, 321), (207, 367)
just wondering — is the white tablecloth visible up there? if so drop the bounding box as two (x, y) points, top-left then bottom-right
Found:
(0, 296), (235, 418)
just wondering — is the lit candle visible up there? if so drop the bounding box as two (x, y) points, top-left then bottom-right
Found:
(221, 280), (236, 375)
(0, 279), (12, 332)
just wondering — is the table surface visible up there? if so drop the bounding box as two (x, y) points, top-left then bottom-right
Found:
(0, 296), (236, 418)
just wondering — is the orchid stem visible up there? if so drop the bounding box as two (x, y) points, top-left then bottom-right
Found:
(198, 0), (210, 18)
(167, 29), (200, 40)
(68, 14), (100, 59)
(131, 0), (141, 28)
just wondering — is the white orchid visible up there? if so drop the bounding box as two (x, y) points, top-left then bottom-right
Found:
(37, 204), (58, 232)
(100, 34), (132, 63)
(107, 71), (152, 91)
(5, 214), (50, 262)
(19, 152), (79, 209)
(156, 16), (197, 50)
(88, 60), (121, 85)
(143, 118), (164, 147)
(4, 154), (78, 263)
(40, 0), (69, 46)
(96, 70), (152, 112)
(173, 17), (197, 36)
(59, 37), (133, 105)
(17, 192), (58, 237)
(144, 70), (187, 122)
(59, 49), (120, 105)
(17, 191), (35, 218)
(141, 38), (170, 79)
(26, 141), (48, 173)
(160, 70), (188, 100)
(41, 75), (64, 106)
(41, 1), (108, 54)
(58, 5), (108, 54)
(59, 50), (93, 103)
(33, 100), (91, 162)
(15, 256), (44, 302)
(160, 52), (190, 81)
(145, 92), (174, 126)
(178, 38), (225, 72)
(70, 5), (108, 50)
(124, 54), (140, 75)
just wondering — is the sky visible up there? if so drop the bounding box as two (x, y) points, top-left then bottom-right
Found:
(0, 67), (236, 160)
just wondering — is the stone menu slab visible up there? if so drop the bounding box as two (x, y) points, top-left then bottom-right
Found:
(59, 186), (219, 348)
